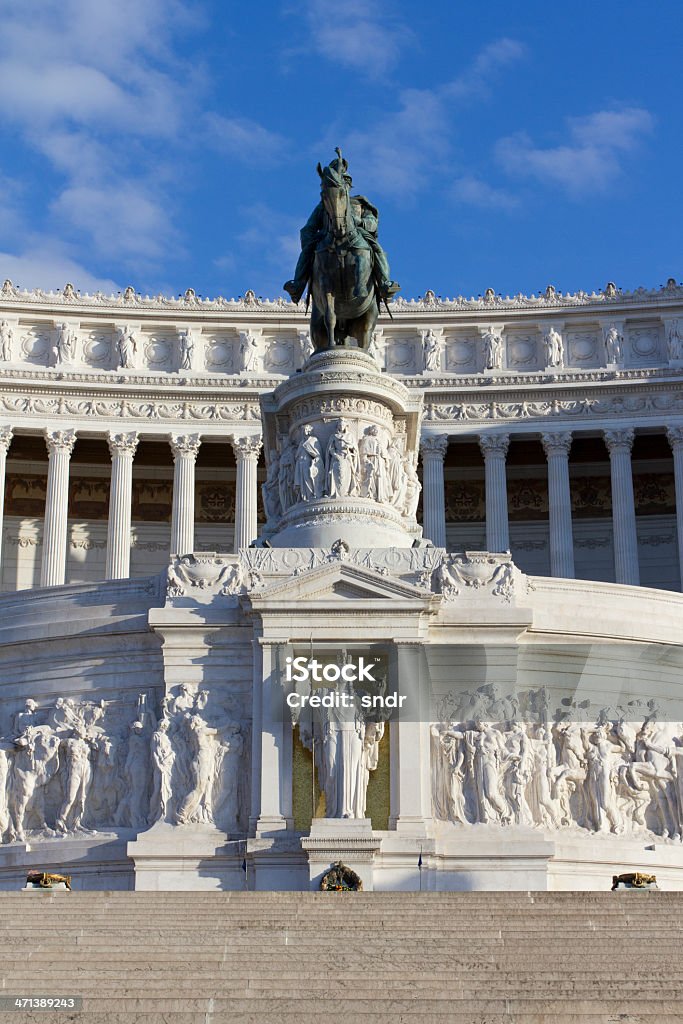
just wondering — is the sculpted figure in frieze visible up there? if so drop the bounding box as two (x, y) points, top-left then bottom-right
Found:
(422, 328), (443, 372)
(54, 323), (77, 365)
(402, 456), (421, 518)
(115, 698), (156, 829)
(358, 426), (390, 502)
(277, 440), (296, 512)
(293, 424), (325, 502)
(0, 320), (13, 361)
(482, 326), (503, 370)
(603, 323), (623, 364)
(116, 325), (138, 369)
(178, 328), (196, 371)
(385, 435), (407, 509)
(148, 686), (247, 832)
(55, 725), (97, 834)
(239, 330), (260, 373)
(261, 451), (282, 521)
(431, 686), (683, 841)
(667, 320), (683, 361)
(325, 418), (360, 498)
(543, 326), (563, 368)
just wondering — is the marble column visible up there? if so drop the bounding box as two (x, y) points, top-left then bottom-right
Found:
(604, 428), (639, 586)
(231, 435), (262, 551)
(389, 641), (432, 838)
(479, 433), (510, 552)
(41, 429), (77, 588)
(169, 434), (201, 556)
(255, 639), (293, 834)
(0, 427), (12, 581)
(419, 434), (448, 549)
(105, 431), (139, 580)
(666, 426), (683, 591)
(541, 431), (575, 579)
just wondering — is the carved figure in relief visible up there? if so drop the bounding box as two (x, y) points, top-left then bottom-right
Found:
(239, 331), (259, 373)
(0, 742), (12, 837)
(150, 718), (174, 822)
(0, 320), (13, 361)
(543, 326), (563, 368)
(367, 329), (382, 363)
(385, 436), (407, 508)
(178, 329), (196, 371)
(293, 424), (325, 502)
(116, 702), (155, 828)
(325, 419), (359, 498)
(175, 714), (220, 825)
(604, 324), (623, 364)
(632, 721), (678, 838)
(422, 329), (442, 372)
(505, 721), (534, 825)
(261, 451), (282, 521)
(55, 323), (77, 365)
(482, 326), (503, 370)
(667, 320), (683, 361)
(213, 723), (245, 830)
(7, 726), (61, 842)
(402, 456), (421, 518)
(116, 325), (137, 369)
(277, 441), (296, 512)
(466, 722), (511, 824)
(55, 727), (94, 833)
(358, 426), (389, 502)
(585, 725), (624, 833)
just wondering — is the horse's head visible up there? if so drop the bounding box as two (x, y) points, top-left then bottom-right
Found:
(318, 148), (352, 240)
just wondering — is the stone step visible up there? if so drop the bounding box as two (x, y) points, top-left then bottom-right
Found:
(6, 997), (678, 1014)
(7, 1016), (683, 1024)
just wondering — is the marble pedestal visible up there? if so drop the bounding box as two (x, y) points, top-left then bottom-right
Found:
(301, 818), (382, 891)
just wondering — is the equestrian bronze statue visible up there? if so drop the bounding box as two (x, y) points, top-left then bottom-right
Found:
(284, 149), (400, 353)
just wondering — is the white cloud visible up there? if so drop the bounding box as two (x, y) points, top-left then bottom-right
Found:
(203, 113), (287, 164)
(0, 242), (119, 295)
(339, 88), (450, 199)
(298, 0), (413, 76)
(496, 107), (654, 196)
(52, 184), (177, 262)
(237, 203), (302, 267)
(445, 38), (526, 99)
(450, 175), (518, 211)
(318, 37), (525, 201)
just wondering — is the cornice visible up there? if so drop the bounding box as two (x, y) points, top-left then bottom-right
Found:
(2, 277), (682, 316)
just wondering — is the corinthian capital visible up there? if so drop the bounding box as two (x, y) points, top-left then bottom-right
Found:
(0, 426), (13, 454)
(603, 428), (634, 454)
(170, 433), (201, 460)
(231, 435), (263, 462)
(479, 433), (510, 458)
(45, 428), (77, 457)
(541, 431), (572, 458)
(419, 433), (449, 459)
(666, 425), (683, 451)
(107, 431), (139, 459)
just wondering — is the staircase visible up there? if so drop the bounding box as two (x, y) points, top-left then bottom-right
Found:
(1, 891), (682, 1023)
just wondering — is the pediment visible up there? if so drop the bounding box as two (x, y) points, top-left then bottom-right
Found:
(247, 560), (433, 607)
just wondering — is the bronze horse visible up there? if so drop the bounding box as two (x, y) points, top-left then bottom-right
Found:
(310, 150), (381, 353)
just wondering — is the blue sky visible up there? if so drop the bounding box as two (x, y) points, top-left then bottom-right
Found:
(0, 0), (680, 300)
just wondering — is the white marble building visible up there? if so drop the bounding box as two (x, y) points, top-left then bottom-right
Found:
(0, 277), (682, 891)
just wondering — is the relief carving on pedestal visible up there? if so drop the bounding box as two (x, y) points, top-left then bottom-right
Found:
(431, 686), (683, 841)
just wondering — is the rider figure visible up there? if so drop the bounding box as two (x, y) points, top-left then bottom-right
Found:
(284, 153), (399, 305)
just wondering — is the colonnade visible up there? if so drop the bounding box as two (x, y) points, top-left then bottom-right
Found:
(0, 428), (263, 587)
(0, 423), (682, 591)
(420, 425), (683, 590)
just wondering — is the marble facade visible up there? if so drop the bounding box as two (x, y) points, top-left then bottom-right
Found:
(0, 279), (681, 890)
